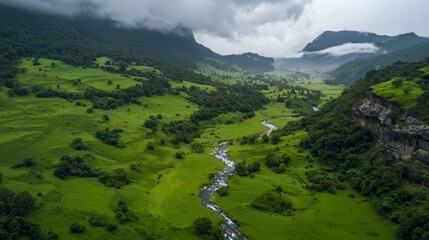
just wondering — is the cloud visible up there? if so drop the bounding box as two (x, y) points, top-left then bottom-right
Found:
(2, 0), (428, 58)
(306, 43), (381, 57)
(0, 0), (311, 38)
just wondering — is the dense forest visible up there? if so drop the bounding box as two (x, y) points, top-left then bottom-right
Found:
(284, 59), (429, 239)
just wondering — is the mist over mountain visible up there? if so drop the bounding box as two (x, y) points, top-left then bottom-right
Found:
(275, 30), (429, 72)
(0, 5), (274, 72)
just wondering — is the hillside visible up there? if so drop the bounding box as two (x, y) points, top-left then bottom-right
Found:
(328, 41), (429, 85)
(0, 5), (274, 73)
(288, 59), (429, 240)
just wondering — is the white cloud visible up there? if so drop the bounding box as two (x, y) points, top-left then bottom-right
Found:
(306, 43), (381, 57)
(1, 0), (429, 57)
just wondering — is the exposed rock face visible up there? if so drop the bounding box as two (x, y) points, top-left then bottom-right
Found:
(352, 91), (429, 165)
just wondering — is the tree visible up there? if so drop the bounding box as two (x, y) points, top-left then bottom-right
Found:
(403, 87), (412, 95)
(175, 151), (185, 159)
(194, 217), (212, 236)
(70, 222), (86, 233)
(71, 137), (88, 150)
(392, 78), (403, 88)
(103, 114), (110, 122)
(262, 134), (270, 143)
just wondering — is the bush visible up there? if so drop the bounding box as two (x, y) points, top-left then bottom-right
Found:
(175, 151), (185, 159)
(147, 142), (155, 150)
(218, 187), (229, 197)
(251, 191), (294, 215)
(89, 215), (109, 227)
(106, 223), (117, 232)
(194, 217), (212, 236)
(11, 158), (36, 168)
(70, 222), (86, 233)
(71, 137), (88, 150)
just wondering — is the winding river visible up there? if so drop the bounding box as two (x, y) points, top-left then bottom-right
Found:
(199, 121), (278, 240)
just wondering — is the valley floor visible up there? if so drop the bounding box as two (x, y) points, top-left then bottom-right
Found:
(0, 58), (396, 239)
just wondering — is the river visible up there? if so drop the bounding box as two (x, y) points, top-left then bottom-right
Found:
(199, 121), (278, 240)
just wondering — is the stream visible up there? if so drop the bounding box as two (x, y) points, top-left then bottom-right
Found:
(199, 121), (278, 240)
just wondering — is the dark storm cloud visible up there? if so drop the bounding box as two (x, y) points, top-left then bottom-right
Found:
(0, 0), (311, 37)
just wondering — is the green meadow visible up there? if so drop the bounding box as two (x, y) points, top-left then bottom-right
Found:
(0, 59), (396, 239)
(214, 131), (396, 240)
(372, 77), (424, 109)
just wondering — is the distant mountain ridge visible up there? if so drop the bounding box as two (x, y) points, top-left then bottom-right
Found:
(0, 5), (274, 72)
(302, 30), (393, 52)
(276, 30), (429, 72)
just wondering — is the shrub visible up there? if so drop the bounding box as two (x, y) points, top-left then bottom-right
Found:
(106, 223), (117, 232)
(70, 222), (86, 234)
(11, 158), (36, 168)
(251, 191), (294, 215)
(193, 217), (212, 236)
(218, 187), (229, 197)
(71, 137), (88, 150)
(175, 151), (185, 159)
(89, 215), (109, 227)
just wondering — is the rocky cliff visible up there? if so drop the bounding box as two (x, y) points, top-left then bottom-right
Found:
(352, 91), (429, 166)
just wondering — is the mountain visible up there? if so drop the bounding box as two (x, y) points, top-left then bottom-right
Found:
(302, 30), (393, 52)
(275, 30), (429, 73)
(0, 5), (273, 72)
(328, 41), (429, 85)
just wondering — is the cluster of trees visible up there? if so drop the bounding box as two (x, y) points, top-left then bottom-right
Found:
(265, 152), (291, 174)
(99, 169), (131, 189)
(95, 128), (125, 148)
(193, 217), (224, 240)
(114, 200), (138, 224)
(305, 170), (346, 194)
(54, 155), (99, 179)
(162, 120), (200, 144)
(186, 84), (269, 122)
(251, 189), (294, 215)
(0, 188), (54, 239)
(89, 214), (117, 232)
(235, 161), (261, 177)
(289, 59), (429, 239)
(11, 158), (36, 169)
(143, 114), (163, 132)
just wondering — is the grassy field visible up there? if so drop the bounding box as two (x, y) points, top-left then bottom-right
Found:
(18, 58), (140, 92)
(214, 131), (396, 240)
(0, 58), (225, 239)
(292, 76), (345, 104)
(0, 59), (395, 239)
(372, 77), (424, 109)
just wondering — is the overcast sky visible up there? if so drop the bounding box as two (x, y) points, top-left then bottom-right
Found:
(1, 0), (429, 57)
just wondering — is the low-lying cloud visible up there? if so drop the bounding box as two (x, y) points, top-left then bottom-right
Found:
(306, 43), (381, 57)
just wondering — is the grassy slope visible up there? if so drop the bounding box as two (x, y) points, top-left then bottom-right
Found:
(371, 77), (424, 109)
(0, 59), (224, 239)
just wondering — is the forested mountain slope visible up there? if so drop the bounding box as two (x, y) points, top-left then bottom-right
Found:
(285, 59), (429, 239)
(0, 5), (274, 72)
